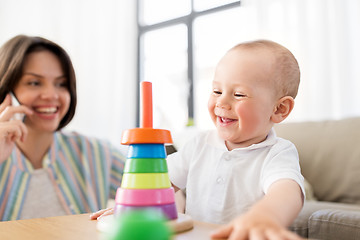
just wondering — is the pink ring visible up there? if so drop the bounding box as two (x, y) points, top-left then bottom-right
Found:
(115, 187), (176, 206)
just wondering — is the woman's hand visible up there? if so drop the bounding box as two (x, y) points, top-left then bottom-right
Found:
(0, 94), (32, 163)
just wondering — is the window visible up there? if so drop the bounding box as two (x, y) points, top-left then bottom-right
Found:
(137, 0), (241, 134)
(193, 8), (242, 129)
(140, 0), (191, 25)
(142, 24), (188, 130)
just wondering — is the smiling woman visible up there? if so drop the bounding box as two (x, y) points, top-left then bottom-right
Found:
(0, 35), (125, 221)
(15, 51), (71, 133)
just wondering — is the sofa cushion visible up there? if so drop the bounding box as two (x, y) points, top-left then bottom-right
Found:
(308, 209), (360, 240)
(290, 200), (360, 238)
(274, 117), (360, 204)
(304, 178), (317, 201)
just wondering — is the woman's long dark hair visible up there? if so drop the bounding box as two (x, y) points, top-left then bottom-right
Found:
(0, 35), (77, 130)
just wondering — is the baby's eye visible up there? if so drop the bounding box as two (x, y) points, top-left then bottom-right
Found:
(213, 89), (222, 95)
(234, 93), (246, 98)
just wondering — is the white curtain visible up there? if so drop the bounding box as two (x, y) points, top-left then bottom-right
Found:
(0, 0), (137, 148)
(238, 0), (360, 122)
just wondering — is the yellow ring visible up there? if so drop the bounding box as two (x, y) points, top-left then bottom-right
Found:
(121, 173), (171, 189)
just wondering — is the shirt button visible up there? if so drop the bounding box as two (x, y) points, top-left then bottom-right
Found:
(224, 155), (231, 161)
(216, 177), (224, 184)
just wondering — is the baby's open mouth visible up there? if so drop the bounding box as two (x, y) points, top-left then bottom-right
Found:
(219, 116), (236, 123)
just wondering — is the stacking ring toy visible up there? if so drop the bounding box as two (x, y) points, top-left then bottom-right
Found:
(114, 203), (178, 220)
(115, 188), (175, 206)
(124, 158), (168, 173)
(116, 81), (178, 223)
(127, 144), (166, 159)
(121, 173), (171, 189)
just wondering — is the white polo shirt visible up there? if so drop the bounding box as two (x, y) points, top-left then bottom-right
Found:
(167, 128), (305, 224)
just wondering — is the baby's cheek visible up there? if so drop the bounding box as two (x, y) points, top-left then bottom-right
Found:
(207, 99), (216, 122)
(235, 104), (262, 129)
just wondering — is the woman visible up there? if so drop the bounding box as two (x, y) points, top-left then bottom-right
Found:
(0, 35), (124, 221)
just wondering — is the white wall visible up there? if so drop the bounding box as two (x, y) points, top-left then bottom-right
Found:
(238, 0), (360, 122)
(0, 0), (137, 150)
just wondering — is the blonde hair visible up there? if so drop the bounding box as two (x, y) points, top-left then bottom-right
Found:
(230, 40), (300, 99)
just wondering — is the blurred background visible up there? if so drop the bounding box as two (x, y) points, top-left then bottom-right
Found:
(1, 0), (359, 149)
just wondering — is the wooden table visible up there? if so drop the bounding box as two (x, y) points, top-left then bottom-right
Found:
(0, 214), (224, 240)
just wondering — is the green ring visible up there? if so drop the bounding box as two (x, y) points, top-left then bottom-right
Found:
(124, 158), (168, 173)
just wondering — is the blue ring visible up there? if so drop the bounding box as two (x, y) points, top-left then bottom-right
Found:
(127, 144), (166, 158)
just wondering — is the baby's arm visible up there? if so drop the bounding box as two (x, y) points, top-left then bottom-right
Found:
(211, 179), (304, 240)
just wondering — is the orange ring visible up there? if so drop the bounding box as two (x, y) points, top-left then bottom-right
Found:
(121, 128), (173, 144)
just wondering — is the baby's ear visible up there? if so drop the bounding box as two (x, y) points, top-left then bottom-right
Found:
(271, 96), (295, 123)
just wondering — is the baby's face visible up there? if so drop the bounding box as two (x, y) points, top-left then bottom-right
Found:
(208, 48), (279, 150)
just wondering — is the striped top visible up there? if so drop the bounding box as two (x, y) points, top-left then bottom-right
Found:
(0, 131), (125, 221)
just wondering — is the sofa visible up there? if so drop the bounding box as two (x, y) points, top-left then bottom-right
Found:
(274, 117), (360, 240)
(172, 117), (360, 240)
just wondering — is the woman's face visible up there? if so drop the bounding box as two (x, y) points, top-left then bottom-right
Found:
(14, 50), (70, 133)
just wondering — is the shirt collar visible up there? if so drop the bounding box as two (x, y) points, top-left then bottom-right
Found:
(207, 128), (277, 151)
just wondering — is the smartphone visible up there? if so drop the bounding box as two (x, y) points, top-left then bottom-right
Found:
(10, 92), (26, 121)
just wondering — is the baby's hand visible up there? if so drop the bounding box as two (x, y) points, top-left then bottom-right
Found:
(89, 207), (114, 220)
(210, 213), (303, 240)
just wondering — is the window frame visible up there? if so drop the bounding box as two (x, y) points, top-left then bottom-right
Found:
(136, 0), (241, 126)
